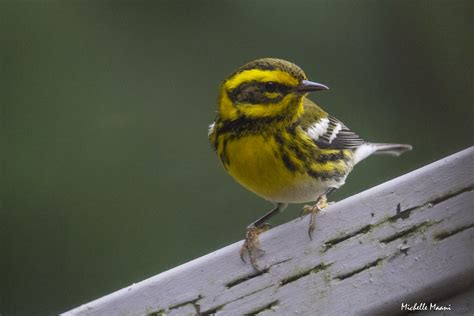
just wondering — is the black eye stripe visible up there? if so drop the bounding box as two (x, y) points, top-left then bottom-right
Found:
(227, 81), (292, 105)
(264, 82), (277, 93)
(229, 81), (291, 94)
(262, 82), (292, 94)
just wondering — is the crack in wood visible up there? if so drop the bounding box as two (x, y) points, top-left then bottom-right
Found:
(430, 186), (474, 206)
(334, 258), (384, 281)
(322, 224), (373, 252)
(321, 185), (471, 253)
(244, 300), (279, 315)
(280, 262), (332, 286)
(200, 181), (472, 315)
(147, 311), (165, 316)
(389, 186), (473, 223)
(200, 285), (275, 315)
(225, 267), (270, 288)
(225, 258), (292, 288)
(147, 295), (202, 316)
(61, 148), (474, 316)
(202, 261), (330, 314)
(380, 221), (439, 244)
(201, 259), (292, 315)
(434, 223), (474, 241)
(201, 303), (225, 316)
(389, 204), (418, 222)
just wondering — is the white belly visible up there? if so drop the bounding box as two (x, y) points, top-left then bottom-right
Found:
(266, 176), (347, 203)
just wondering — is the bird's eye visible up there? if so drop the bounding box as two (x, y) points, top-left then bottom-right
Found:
(264, 82), (277, 93)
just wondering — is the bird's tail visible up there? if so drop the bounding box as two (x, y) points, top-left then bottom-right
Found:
(372, 143), (413, 156)
(352, 143), (413, 165)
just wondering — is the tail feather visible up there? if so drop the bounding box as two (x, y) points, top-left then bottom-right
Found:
(352, 143), (412, 165)
(372, 143), (413, 156)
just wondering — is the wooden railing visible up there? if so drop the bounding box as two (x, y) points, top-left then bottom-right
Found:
(62, 147), (474, 316)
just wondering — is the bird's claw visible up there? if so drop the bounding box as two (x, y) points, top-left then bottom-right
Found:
(302, 195), (329, 239)
(240, 224), (271, 271)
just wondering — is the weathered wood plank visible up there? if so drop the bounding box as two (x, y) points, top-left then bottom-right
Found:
(62, 147), (474, 316)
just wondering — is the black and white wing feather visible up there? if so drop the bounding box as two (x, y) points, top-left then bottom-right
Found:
(305, 115), (366, 150)
(300, 100), (412, 164)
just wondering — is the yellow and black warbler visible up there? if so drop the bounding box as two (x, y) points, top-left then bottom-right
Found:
(209, 58), (412, 270)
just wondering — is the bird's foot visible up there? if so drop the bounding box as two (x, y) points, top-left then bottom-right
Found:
(302, 195), (329, 239)
(240, 223), (271, 271)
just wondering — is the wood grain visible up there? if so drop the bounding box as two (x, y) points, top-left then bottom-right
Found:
(62, 147), (474, 316)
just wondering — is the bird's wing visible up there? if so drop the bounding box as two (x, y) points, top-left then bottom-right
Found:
(300, 99), (366, 149)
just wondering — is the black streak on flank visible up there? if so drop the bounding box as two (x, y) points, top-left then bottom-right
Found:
(314, 151), (346, 163)
(281, 152), (297, 172)
(284, 137), (308, 164)
(273, 131), (285, 146)
(219, 137), (230, 167)
(274, 132), (298, 173)
(307, 169), (343, 182)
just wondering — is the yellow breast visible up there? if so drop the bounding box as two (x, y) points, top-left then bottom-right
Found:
(223, 134), (312, 202)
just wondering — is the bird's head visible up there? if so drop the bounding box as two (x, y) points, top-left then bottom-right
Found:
(217, 58), (328, 122)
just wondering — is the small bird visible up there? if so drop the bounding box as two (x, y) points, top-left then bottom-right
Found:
(208, 58), (412, 270)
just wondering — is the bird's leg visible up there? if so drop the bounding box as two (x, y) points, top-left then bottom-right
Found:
(302, 188), (337, 239)
(240, 203), (288, 271)
(239, 224), (271, 270)
(302, 197), (327, 239)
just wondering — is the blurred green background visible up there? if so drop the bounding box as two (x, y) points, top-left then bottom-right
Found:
(1, 1), (473, 315)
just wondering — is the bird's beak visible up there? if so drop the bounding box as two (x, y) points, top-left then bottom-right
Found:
(295, 80), (329, 93)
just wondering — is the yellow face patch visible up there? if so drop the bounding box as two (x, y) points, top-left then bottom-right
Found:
(218, 68), (304, 121)
(218, 88), (239, 120)
(237, 94), (295, 119)
(264, 92), (281, 99)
